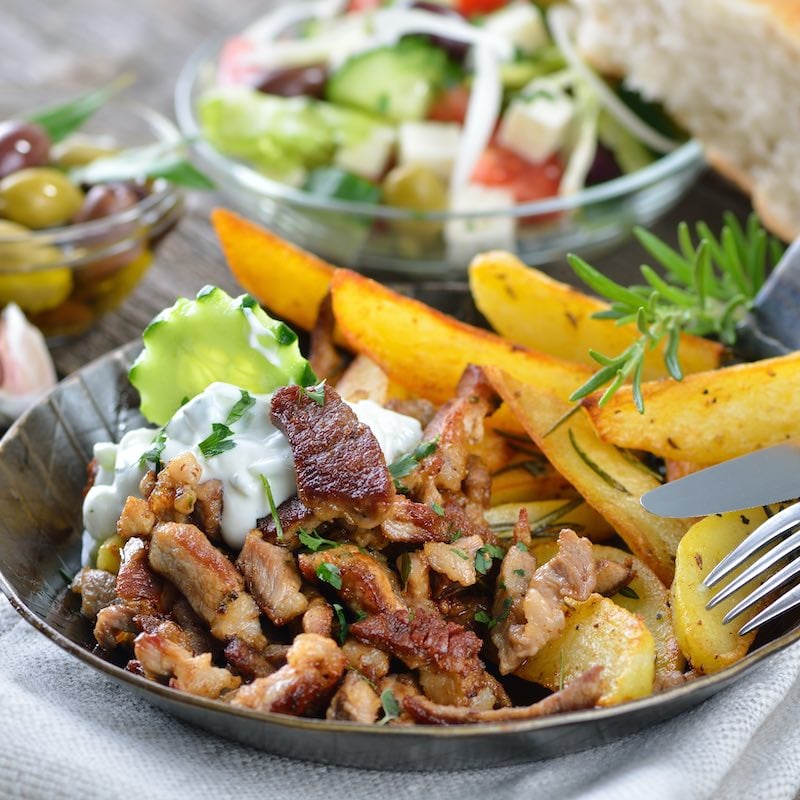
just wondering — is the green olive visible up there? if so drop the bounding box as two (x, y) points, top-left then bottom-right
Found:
(51, 134), (119, 168)
(0, 219), (73, 312)
(382, 164), (447, 243)
(0, 167), (85, 229)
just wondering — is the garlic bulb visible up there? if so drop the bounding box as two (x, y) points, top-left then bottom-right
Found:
(0, 303), (57, 424)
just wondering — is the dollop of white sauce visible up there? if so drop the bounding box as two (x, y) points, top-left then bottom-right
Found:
(81, 382), (422, 557)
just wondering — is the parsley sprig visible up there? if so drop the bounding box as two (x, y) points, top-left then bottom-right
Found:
(388, 439), (438, 490)
(568, 214), (784, 413)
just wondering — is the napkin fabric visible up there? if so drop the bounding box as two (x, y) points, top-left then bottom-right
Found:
(2, 595), (800, 800)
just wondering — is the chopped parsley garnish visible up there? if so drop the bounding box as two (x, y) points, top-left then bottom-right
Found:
(260, 474), (283, 541)
(513, 568), (527, 577)
(473, 598), (513, 629)
(139, 429), (167, 470)
(225, 389), (255, 426)
(316, 561), (342, 590)
(430, 502), (444, 517)
(274, 322), (298, 346)
(399, 552), (411, 587)
(515, 541), (529, 552)
(617, 585), (640, 600)
(388, 439), (438, 489)
(450, 529), (463, 543)
(300, 380), (326, 406)
(452, 547), (469, 561)
(198, 423), (235, 458)
(298, 529), (338, 552)
(332, 602), (348, 645)
(475, 544), (505, 575)
(378, 688), (400, 724)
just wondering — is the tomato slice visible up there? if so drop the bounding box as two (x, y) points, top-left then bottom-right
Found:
(472, 145), (563, 205)
(428, 85), (472, 125)
(217, 37), (261, 87)
(455, 0), (508, 16)
(347, 0), (384, 10)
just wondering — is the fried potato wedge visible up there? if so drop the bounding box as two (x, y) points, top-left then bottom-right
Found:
(211, 208), (335, 333)
(486, 499), (615, 543)
(515, 593), (655, 705)
(583, 352), (800, 464)
(470, 251), (723, 378)
(330, 269), (593, 406)
(490, 466), (579, 506)
(485, 367), (689, 584)
(530, 541), (684, 682)
(671, 505), (791, 674)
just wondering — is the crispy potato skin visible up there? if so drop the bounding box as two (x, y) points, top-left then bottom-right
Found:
(469, 251), (723, 379)
(515, 593), (655, 705)
(582, 352), (800, 464)
(485, 366), (688, 585)
(671, 505), (791, 674)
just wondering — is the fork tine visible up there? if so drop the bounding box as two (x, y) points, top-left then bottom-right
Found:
(722, 557), (800, 624)
(739, 581), (800, 635)
(703, 504), (800, 588)
(706, 527), (800, 609)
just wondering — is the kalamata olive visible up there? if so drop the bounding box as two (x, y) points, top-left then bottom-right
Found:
(254, 64), (329, 99)
(0, 167), (85, 229)
(409, 2), (470, 62)
(72, 182), (141, 223)
(0, 121), (51, 179)
(586, 144), (623, 186)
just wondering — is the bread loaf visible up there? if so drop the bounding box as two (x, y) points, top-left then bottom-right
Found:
(573, 0), (800, 240)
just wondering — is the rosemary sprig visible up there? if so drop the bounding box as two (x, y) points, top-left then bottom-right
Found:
(569, 214), (784, 413)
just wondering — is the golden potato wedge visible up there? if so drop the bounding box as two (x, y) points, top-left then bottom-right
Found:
(486, 499), (615, 543)
(515, 593), (655, 705)
(470, 250), (723, 378)
(583, 351), (800, 464)
(530, 541), (684, 682)
(330, 269), (593, 406)
(485, 366), (689, 584)
(211, 208), (335, 333)
(671, 505), (792, 674)
(490, 465), (579, 506)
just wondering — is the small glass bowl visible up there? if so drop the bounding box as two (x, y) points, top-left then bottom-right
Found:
(0, 96), (184, 338)
(176, 34), (704, 277)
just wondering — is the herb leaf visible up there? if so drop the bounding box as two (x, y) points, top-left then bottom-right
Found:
(473, 598), (513, 629)
(474, 544), (505, 575)
(617, 585), (640, 600)
(225, 390), (255, 426)
(298, 529), (338, 552)
(332, 602), (349, 645)
(300, 380), (327, 406)
(316, 562), (342, 590)
(139, 429), (167, 470)
(198, 423), (235, 458)
(260, 474), (284, 541)
(388, 439), (438, 488)
(379, 689), (400, 724)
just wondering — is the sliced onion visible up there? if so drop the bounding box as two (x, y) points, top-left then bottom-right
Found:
(559, 87), (600, 196)
(548, 5), (681, 155)
(243, 0), (348, 46)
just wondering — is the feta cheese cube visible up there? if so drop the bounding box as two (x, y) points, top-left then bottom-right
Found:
(398, 121), (463, 180)
(483, 2), (548, 56)
(498, 92), (574, 163)
(336, 125), (396, 181)
(445, 184), (517, 266)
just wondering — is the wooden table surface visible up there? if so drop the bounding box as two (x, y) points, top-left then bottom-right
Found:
(3, 0), (753, 377)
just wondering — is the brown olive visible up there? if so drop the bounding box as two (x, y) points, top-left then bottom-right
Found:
(72, 182), (141, 223)
(254, 64), (328, 98)
(0, 121), (51, 179)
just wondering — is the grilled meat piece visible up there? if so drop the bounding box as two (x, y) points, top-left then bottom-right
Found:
(116, 538), (165, 609)
(385, 398), (437, 429)
(236, 531), (308, 626)
(424, 534), (484, 587)
(462, 455), (492, 509)
(301, 591), (335, 637)
(257, 497), (323, 549)
(399, 551), (432, 609)
(116, 496), (155, 540)
(147, 453), (203, 522)
(418, 666), (509, 710)
(404, 666), (604, 724)
(70, 567), (117, 620)
(341, 639), (390, 684)
(192, 479), (223, 542)
(299, 545), (406, 616)
(135, 627), (240, 699)
(595, 557), (635, 597)
(308, 292), (344, 382)
(492, 529), (596, 674)
(171, 597), (215, 656)
(93, 599), (153, 651)
(230, 633), (346, 715)
(380, 497), (451, 545)
(149, 522), (266, 649)
(378, 674), (423, 725)
(420, 365), (499, 492)
(224, 638), (276, 680)
(270, 383), (395, 528)
(326, 670), (381, 723)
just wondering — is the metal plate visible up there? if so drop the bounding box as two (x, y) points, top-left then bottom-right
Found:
(1, 343), (800, 770)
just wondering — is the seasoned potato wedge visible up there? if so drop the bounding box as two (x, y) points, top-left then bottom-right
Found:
(469, 251), (723, 378)
(583, 352), (800, 464)
(490, 466), (579, 506)
(530, 542), (684, 683)
(671, 505), (791, 674)
(515, 593), (655, 705)
(486, 499), (615, 543)
(330, 269), (593, 406)
(211, 208), (335, 334)
(485, 366), (689, 584)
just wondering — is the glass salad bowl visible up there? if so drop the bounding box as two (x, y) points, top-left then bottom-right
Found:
(0, 93), (184, 338)
(175, 4), (703, 277)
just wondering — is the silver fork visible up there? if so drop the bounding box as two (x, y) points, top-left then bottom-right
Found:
(703, 503), (800, 635)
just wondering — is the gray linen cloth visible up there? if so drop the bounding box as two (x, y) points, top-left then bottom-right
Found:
(2, 595), (800, 800)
